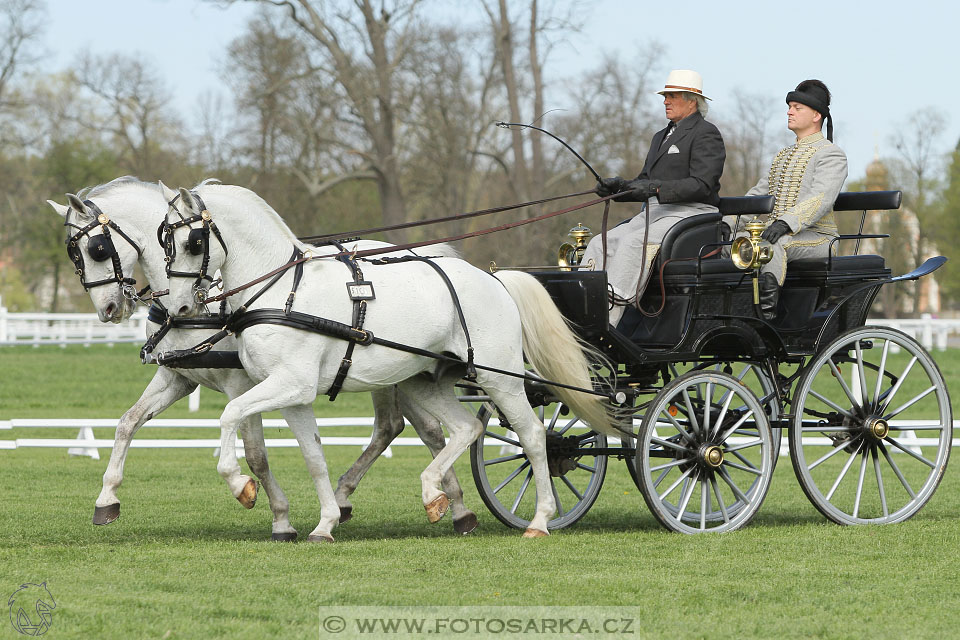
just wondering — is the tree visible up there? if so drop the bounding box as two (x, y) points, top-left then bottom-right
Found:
(932, 139), (960, 305)
(0, 0), (45, 148)
(715, 88), (787, 196)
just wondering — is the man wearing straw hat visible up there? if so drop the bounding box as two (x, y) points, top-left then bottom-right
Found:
(729, 79), (847, 320)
(582, 69), (725, 327)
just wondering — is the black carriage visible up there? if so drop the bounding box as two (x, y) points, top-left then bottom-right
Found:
(467, 191), (952, 533)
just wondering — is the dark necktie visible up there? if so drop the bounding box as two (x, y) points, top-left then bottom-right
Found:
(660, 123), (676, 149)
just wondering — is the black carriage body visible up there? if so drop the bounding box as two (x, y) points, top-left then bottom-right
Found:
(532, 193), (898, 371)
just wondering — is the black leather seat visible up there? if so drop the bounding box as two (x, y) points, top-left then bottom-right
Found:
(790, 254), (885, 272)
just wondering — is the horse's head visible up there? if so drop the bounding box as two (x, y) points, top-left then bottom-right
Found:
(160, 184), (228, 318)
(48, 194), (143, 323)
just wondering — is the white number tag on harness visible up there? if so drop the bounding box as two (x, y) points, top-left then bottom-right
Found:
(347, 281), (376, 300)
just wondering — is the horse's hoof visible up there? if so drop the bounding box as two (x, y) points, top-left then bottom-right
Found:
(522, 527), (549, 538)
(453, 512), (479, 535)
(425, 494), (450, 523)
(92, 503), (120, 525)
(338, 505), (353, 524)
(237, 478), (258, 509)
(271, 531), (298, 542)
(307, 533), (335, 543)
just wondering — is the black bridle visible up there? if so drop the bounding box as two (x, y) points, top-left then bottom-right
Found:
(64, 199), (144, 292)
(159, 191), (229, 303)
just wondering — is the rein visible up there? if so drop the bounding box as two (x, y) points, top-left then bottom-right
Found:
(201, 191), (621, 305)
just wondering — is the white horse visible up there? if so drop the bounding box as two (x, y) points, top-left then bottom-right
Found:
(47, 177), (478, 539)
(161, 182), (616, 540)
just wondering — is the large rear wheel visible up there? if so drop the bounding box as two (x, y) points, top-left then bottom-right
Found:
(789, 326), (952, 525)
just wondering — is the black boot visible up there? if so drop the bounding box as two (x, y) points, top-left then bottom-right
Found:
(758, 273), (780, 321)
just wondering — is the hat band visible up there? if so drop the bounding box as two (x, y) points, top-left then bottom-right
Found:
(663, 84), (702, 95)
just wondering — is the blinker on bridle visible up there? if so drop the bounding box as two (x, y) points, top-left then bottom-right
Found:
(160, 191), (229, 303)
(64, 199), (144, 292)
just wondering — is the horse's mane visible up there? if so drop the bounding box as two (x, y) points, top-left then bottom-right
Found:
(82, 176), (159, 200)
(195, 183), (310, 252)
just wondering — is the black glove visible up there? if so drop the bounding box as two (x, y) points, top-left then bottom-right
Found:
(761, 220), (791, 244)
(596, 176), (628, 197)
(615, 178), (660, 202)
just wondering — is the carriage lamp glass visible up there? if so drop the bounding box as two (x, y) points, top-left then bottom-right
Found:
(558, 223), (592, 270)
(731, 217), (773, 270)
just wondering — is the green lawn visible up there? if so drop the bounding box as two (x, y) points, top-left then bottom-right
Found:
(2, 345), (960, 639)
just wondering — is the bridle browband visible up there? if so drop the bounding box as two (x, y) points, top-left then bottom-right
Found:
(64, 199), (144, 292)
(160, 191), (229, 303)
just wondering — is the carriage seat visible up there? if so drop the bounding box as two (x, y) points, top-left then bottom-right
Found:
(657, 195), (775, 263)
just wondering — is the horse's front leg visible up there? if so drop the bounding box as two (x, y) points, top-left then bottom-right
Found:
(235, 413), (297, 541)
(94, 368), (197, 525)
(334, 387), (404, 523)
(217, 376), (339, 542)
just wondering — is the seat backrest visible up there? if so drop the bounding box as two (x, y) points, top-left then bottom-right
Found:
(658, 212), (722, 261)
(833, 190), (901, 211)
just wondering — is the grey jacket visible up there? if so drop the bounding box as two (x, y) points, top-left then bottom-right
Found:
(638, 111), (725, 207)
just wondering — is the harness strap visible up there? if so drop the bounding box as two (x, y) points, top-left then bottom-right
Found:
(327, 247), (370, 400)
(371, 255), (477, 380)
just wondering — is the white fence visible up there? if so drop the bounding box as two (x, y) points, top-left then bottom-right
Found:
(2, 307), (960, 351)
(0, 307), (149, 347)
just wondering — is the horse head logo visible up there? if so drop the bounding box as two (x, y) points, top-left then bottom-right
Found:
(8, 582), (56, 636)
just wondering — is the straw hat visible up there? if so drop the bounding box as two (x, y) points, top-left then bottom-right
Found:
(656, 69), (711, 101)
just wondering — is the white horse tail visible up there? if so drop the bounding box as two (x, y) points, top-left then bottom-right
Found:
(492, 270), (616, 436)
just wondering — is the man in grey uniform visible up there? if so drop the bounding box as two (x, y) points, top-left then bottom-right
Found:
(732, 79), (848, 319)
(581, 69), (725, 327)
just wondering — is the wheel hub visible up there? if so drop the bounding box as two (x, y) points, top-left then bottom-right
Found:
(698, 444), (724, 468)
(546, 431), (581, 477)
(864, 416), (889, 440)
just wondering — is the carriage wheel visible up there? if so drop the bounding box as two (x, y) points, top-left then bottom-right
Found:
(625, 361), (782, 490)
(636, 371), (775, 533)
(469, 401), (607, 530)
(789, 326), (952, 525)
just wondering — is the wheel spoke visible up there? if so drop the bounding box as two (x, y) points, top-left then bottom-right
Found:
(723, 460), (763, 476)
(575, 461), (597, 472)
(651, 436), (690, 453)
(873, 339), (891, 409)
(885, 436), (936, 468)
(485, 431), (521, 447)
(827, 358), (862, 413)
(703, 382), (713, 437)
(853, 446), (869, 518)
(682, 388), (701, 436)
(484, 453), (527, 466)
(711, 386), (737, 440)
(826, 440), (864, 501)
(883, 386), (936, 421)
(807, 435), (862, 470)
(493, 460), (530, 494)
(879, 356), (918, 414)
(650, 457), (694, 472)
(556, 416), (581, 436)
(801, 425), (857, 433)
(854, 341), (870, 410)
(809, 389), (857, 419)
(546, 404), (562, 431)
(873, 446), (888, 518)
(710, 473), (730, 523)
(724, 438), (763, 453)
(700, 477), (708, 530)
(717, 467), (750, 504)
(510, 469), (533, 513)
(717, 409), (755, 443)
(551, 479), (564, 516)
(888, 423), (943, 431)
(879, 441), (916, 499)
(675, 470), (698, 517)
(560, 474), (584, 501)
(663, 411), (697, 445)
(658, 466), (695, 501)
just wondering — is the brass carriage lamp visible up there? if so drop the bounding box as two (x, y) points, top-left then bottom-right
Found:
(558, 223), (592, 270)
(730, 216), (774, 304)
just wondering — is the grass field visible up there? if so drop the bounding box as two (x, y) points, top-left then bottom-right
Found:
(2, 345), (960, 639)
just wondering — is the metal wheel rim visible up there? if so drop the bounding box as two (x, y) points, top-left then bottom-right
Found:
(637, 371), (774, 533)
(469, 402), (607, 530)
(789, 326), (952, 525)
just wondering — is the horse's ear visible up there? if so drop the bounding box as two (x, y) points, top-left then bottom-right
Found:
(65, 194), (94, 221)
(158, 180), (177, 202)
(178, 187), (199, 213)
(47, 199), (69, 218)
